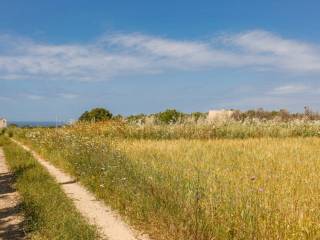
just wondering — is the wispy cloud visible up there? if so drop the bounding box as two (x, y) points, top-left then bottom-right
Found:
(59, 93), (79, 99)
(23, 93), (79, 100)
(269, 84), (310, 95)
(228, 30), (320, 72)
(0, 96), (12, 101)
(1, 30), (320, 81)
(25, 94), (45, 100)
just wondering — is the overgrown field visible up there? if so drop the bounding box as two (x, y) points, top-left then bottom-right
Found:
(0, 136), (99, 239)
(12, 122), (320, 239)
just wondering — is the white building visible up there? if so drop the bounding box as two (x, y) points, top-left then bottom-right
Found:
(207, 109), (234, 123)
(0, 118), (7, 128)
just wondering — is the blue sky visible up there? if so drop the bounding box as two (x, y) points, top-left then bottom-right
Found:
(1, 1), (320, 121)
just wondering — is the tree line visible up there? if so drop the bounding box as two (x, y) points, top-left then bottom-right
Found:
(78, 106), (320, 124)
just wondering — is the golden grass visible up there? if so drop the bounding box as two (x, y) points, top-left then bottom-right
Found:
(11, 124), (320, 239)
(116, 138), (320, 239)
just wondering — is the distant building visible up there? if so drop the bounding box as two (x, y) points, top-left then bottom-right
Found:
(0, 118), (7, 128)
(207, 109), (234, 123)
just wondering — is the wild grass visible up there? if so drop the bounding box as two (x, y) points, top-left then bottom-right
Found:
(81, 121), (320, 139)
(13, 120), (320, 141)
(0, 136), (99, 240)
(12, 123), (320, 239)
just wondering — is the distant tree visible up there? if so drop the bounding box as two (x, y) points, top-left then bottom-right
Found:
(232, 110), (243, 121)
(79, 108), (113, 122)
(279, 109), (290, 122)
(303, 106), (320, 120)
(191, 112), (203, 122)
(127, 114), (146, 124)
(112, 114), (123, 121)
(156, 109), (183, 124)
(79, 111), (90, 121)
(0, 128), (5, 135)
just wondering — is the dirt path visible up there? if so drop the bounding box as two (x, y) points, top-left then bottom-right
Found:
(11, 139), (150, 240)
(0, 148), (25, 240)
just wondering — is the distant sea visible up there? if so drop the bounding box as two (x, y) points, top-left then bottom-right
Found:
(10, 121), (66, 127)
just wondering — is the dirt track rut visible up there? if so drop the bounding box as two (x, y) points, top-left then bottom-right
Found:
(0, 148), (25, 240)
(11, 139), (149, 240)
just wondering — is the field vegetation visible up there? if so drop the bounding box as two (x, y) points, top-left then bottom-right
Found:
(0, 136), (99, 240)
(10, 116), (320, 239)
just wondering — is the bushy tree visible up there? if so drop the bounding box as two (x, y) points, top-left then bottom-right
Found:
(156, 109), (183, 124)
(112, 114), (123, 121)
(191, 112), (205, 122)
(127, 114), (146, 124)
(79, 108), (113, 122)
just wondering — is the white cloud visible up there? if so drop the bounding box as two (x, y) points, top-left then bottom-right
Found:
(1, 30), (320, 81)
(25, 94), (45, 100)
(59, 93), (79, 99)
(269, 84), (309, 95)
(0, 96), (11, 101)
(228, 30), (320, 72)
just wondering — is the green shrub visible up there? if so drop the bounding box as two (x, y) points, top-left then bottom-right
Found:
(156, 109), (184, 124)
(79, 108), (113, 122)
(0, 128), (6, 135)
(7, 130), (13, 138)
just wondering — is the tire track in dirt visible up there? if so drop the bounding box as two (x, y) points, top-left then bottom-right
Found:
(11, 139), (150, 240)
(0, 148), (25, 240)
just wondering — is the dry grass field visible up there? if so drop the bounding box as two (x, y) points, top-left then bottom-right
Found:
(11, 122), (320, 239)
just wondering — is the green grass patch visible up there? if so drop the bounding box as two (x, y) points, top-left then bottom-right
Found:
(0, 137), (99, 240)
